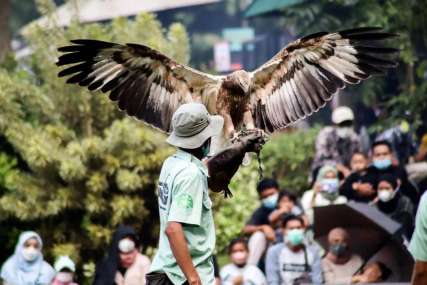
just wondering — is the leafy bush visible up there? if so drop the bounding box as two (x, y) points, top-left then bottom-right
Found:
(0, 0), (188, 282)
(214, 128), (318, 253)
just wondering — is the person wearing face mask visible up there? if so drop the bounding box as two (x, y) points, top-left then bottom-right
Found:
(51, 256), (78, 285)
(94, 225), (151, 285)
(322, 228), (363, 284)
(367, 140), (419, 205)
(374, 174), (415, 240)
(311, 106), (362, 179)
(243, 178), (281, 266)
(220, 238), (266, 285)
(301, 165), (347, 224)
(266, 215), (322, 285)
(1, 231), (55, 285)
(340, 152), (378, 203)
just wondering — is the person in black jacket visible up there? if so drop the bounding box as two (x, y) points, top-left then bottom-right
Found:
(243, 178), (280, 266)
(94, 225), (151, 285)
(367, 140), (419, 205)
(374, 174), (415, 240)
(340, 152), (377, 203)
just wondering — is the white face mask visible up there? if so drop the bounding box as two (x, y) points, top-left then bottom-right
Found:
(378, 190), (395, 202)
(118, 238), (136, 253)
(336, 127), (353, 138)
(231, 251), (247, 266)
(22, 247), (40, 262)
(56, 272), (74, 283)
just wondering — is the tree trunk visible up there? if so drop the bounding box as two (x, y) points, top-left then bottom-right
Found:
(0, 0), (11, 61)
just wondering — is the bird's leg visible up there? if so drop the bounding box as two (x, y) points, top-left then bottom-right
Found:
(220, 112), (236, 142)
(242, 109), (255, 130)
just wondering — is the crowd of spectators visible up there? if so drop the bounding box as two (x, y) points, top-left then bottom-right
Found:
(0, 226), (152, 285)
(1, 106), (426, 285)
(236, 106), (426, 284)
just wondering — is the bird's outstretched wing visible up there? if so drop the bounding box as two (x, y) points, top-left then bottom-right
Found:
(249, 27), (398, 133)
(57, 40), (222, 132)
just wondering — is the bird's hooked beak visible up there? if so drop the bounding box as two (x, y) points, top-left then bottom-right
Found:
(238, 78), (250, 94)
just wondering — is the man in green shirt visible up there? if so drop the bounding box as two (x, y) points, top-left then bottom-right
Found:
(410, 191), (427, 285)
(147, 103), (264, 285)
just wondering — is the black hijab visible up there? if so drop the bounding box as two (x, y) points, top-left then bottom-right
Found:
(93, 225), (139, 285)
(377, 173), (400, 213)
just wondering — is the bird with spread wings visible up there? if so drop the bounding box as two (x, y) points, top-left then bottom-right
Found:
(57, 27), (398, 146)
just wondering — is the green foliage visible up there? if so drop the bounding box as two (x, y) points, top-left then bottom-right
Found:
(261, 128), (319, 194)
(0, 0), (188, 281)
(214, 128), (318, 253)
(0, 153), (16, 188)
(282, 0), (427, 131)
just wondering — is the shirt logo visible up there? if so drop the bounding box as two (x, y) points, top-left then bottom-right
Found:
(176, 194), (193, 209)
(158, 182), (169, 208)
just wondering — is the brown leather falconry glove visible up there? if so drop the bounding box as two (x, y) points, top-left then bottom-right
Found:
(206, 130), (267, 197)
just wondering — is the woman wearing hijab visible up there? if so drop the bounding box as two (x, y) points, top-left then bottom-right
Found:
(0, 231), (55, 285)
(93, 225), (151, 285)
(301, 165), (347, 224)
(375, 173), (415, 240)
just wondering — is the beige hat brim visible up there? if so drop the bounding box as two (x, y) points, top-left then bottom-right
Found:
(166, 115), (224, 149)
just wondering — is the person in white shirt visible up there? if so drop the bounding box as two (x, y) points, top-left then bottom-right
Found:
(322, 227), (364, 284)
(301, 165), (347, 223)
(266, 215), (323, 285)
(220, 238), (266, 285)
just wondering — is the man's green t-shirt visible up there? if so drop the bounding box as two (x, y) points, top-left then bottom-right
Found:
(150, 150), (215, 284)
(410, 192), (427, 261)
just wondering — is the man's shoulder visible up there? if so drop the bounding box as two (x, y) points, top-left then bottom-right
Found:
(306, 243), (322, 255)
(162, 155), (201, 178)
(247, 206), (272, 225)
(252, 205), (270, 215)
(318, 126), (335, 137)
(267, 242), (286, 255)
(351, 254), (364, 264)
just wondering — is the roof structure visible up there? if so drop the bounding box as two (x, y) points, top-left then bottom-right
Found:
(21, 0), (221, 35)
(244, 0), (304, 18)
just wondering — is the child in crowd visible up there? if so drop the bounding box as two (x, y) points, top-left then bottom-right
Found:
(269, 191), (306, 242)
(269, 191), (304, 228)
(340, 152), (377, 203)
(220, 238), (267, 285)
(51, 256), (79, 285)
(351, 261), (392, 283)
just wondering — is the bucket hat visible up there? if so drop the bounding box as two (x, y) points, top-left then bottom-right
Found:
(166, 103), (224, 149)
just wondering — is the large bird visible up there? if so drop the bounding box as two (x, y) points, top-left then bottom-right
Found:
(57, 27), (398, 142)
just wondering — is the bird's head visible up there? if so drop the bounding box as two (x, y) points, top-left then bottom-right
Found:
(224, 70), (251, 95)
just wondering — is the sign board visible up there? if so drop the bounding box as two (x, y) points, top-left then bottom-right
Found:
(214, 41), (231, 72)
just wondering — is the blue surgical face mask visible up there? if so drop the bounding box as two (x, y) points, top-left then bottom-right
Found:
(320, 178), (340, 201)
(321, 178), (339, 193)
(285, 229), (305, 246)
(373, 158), (392, 170)
(262, 193), (278, 209)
